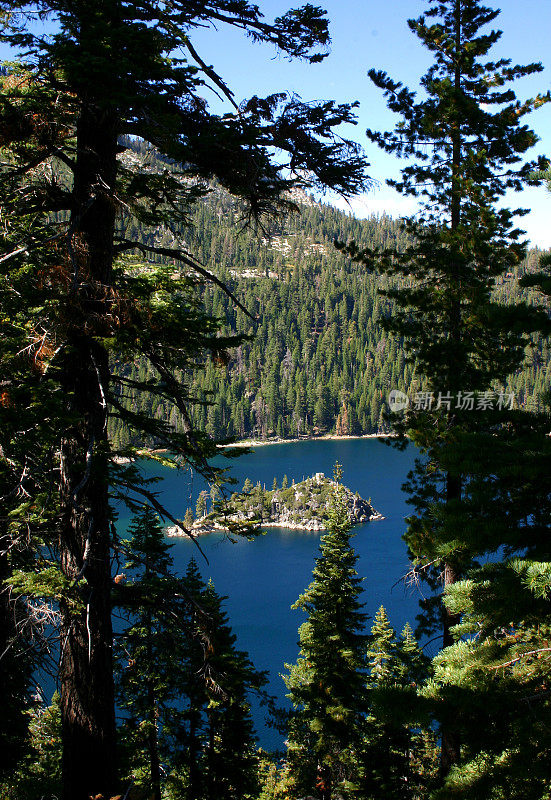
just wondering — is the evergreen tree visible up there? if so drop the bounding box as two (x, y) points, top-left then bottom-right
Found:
(284, 464), (367, 800)
(0, 83), (67, 774)
(0, 691), (63, 800)
(172, 558), (211, 800)
(172, 559), (266, 800)
(340, 0), (550, 777)
(196, 490), (209, 519)
(114, 506), (183, 800)
(242, 477), (255, 495)
(199, 579), (264, 800)
(361, 608), (437, 800)
(423, 398), (551, 798)
(183, 507), (195, 529)
(362, 607), (409, 799)
(115, 514), (266, 800)
(0, 3), (369, 795)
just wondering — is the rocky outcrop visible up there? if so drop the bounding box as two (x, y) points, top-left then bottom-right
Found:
(166, 473), (383, 536)
(264, 475), (379, 529)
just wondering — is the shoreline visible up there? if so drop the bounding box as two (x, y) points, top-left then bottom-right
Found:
(166, 511), (385, 538)
(112, 433), (396, 464)
(219, 432), (395, 450)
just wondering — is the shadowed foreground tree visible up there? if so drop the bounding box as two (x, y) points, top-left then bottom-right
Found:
(421, 251), (551, 798)
(0, 691), (63, 800)
(186, 568), (266, 800)
(114, 512), (266, 800)
(339, 0), (549, 778)
(424, 412), (551, 799)
(0, 2), (370, 797)
(0, 110), (69, 776)
(114, 506), (179, 800)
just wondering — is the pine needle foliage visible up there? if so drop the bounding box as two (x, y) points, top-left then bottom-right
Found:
(115, 510), (266, 800)
(0, 691), (62, 800)
(284, 463), (368, 800)
(338, 0), (551, 780)
(0, 3), (370, 796)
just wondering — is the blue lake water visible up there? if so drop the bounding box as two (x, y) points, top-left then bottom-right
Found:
(117, 437), (421, 748)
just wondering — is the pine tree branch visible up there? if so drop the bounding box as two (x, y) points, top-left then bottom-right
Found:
(113, 238), (256, 320)
(489, 647), (551, 671)
(114, 478), (208, 562)
(181, 36), (239, 111)
(0, 245), (29, 264)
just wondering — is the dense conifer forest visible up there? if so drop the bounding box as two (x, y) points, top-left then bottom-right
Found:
(110, 169), (550, 447)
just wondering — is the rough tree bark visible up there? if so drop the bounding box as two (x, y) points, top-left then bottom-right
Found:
(58, 99), (119, 800)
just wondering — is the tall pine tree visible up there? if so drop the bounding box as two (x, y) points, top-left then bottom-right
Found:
(171, 559), (266, 800)
(284, 464), (367, 800)
(196, 577), (265, 800)
(340, 0), (550, 776)
(423, 312), (551, 795)
(0, 3), (369, 797)
(115, 516), (266, 800)
(361, 608), (437, 800)
(114, 506), (182, 800)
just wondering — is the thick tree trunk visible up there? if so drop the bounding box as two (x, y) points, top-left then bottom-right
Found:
(58, 98), (119, 800)
(0, 541), (29, 774)
(59, 338), (116, 800)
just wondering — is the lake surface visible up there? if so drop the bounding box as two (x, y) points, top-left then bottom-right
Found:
(118, 437), (421, 748)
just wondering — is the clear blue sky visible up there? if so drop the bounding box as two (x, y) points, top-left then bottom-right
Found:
(3, 1), (550, 246)
(190, 0), (551, 248)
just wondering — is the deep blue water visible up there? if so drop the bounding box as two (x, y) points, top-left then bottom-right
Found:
(117, 438), (421, 748)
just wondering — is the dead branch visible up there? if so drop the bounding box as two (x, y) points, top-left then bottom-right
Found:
(490, 648), (551, 671)
(114, 478), (208, 562)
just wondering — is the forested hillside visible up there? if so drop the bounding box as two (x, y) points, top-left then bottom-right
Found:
(111, 162), (550, 447)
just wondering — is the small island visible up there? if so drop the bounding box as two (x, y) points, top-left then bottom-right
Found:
(167, 473), (383, 536)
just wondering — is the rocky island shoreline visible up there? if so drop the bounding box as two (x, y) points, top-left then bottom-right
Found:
(166, 472), (384, 537)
